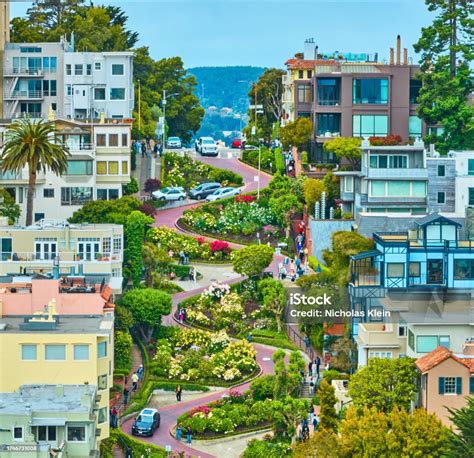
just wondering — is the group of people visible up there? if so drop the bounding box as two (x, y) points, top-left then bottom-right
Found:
(175, 425), (193, 444)
(177, 307), (188, 324)
(299, 404), (319, 441)
(279, 221), (310, 281)
(284, 151), (296, 178)
(131, 364), (145, 392)
(178, 250), (190, 265)
(133, 137), (163, 158)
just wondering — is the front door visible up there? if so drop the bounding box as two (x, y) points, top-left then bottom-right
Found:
(427, 259), (443, 284)
(35, 241), (57, 260)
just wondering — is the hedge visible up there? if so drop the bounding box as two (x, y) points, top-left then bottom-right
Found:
(100, 430), (166, 458)
(274, 147), (285, 174)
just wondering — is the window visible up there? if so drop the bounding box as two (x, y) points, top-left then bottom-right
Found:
(298, 70), (304, 79)
(409, 116), (422, 137)
(20, 46), (42, 53)
(94, 88), (105, 100)
(437, 192), (446, 204)
(66, 160), (93, 175)
(98, 407), (107, 424)
(398, 325), (407, 337)
(438, 165), (446, 177)
(34, 213), (45, 222)
(67, 85), (72, 96)
(388, 181), (410, 197)
(94, 62), (102, 71)
(43, 189), (54, 198)
(37, 425), (56, 441)
(96, 161), (107, 175)
(96, 134), (106, 147)
(468, 159), (474, 176)
(98, 341), (107, 358)
(369, 181), (426, 198)
(439, 376), (461, 395)
(470, 377), (474, 394)
(353, 78), (388, 104)
(370, 181), (386, 196)
(66, 64), (71, 75)
(21, 344), (37, 360)
(97, 189), (119, 200)
(109, 134), (119, 147)
(122, 161), (128, 175)
(416, 336), (438, 353)
(122, 133), (128, 147)
(86, 64), (91, 75)
(13, 427), (23, 441)
(297, 84), (312, 103)
(353, 115), (388, 137)
(97, 189), (108, 200)
(454, 259), (474, 280)
(113, 236), (122, 254)
(409, 262), (420, 277)
(112, 267), (122, 277)
(109, 189), (119, 200)
(45, 344), (66, 360)
(73, 344), (89, 361)
(297, 112), (311, 118)
(470, 188), (474, 206)
(307, 70), (312, 79)
(102, 237), (111, 254)
(368, 351), (393, 359)
(409, 79), (422, 103)
(112, 64), (124, 75)
(317, 113), (340, 136)
(108, 162), (119, 174)
(343, 176), (353, 193)
(98, 374), (108, 390)
(387, 263), (404, 278)
(110, 88), (125, 100)
(61, 187), (93, 206)
(74, 64), (83, 75)
(370, 155), (408, 169)
(67, 425), (86, 442)
(408, 329), (415, 350)
(439, 336), (450, 348)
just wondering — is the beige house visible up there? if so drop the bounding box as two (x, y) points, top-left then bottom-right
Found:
(416, 343), (474, 426)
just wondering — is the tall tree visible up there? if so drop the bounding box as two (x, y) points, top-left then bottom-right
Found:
(447, 396), (474, 457)
(414, 0), (474, 153)
(280, 117), (313, 150)
(0, 189), (21, 224)
(323, 137), (362, 169)
(318, 378), (338, 431)
(1, 119), (69, 226)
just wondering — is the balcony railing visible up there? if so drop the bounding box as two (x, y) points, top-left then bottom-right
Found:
(1, 252), (122, 262)
(4, 67), (44, 76)
(65, 142), (95, 152)
(4, 90), (43, 100)
(12, 112), (44, 119)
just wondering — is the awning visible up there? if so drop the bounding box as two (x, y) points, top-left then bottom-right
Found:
(351, 249), (381, 261)
(68, 155), (94, 161)
(31, 418), (67, 427)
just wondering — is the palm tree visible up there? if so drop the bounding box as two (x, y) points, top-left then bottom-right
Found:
(1, 118), (69, 226)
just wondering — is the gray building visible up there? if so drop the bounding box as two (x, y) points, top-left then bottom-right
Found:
(426, 156), (456, 213)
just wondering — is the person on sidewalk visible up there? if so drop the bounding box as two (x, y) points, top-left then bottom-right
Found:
(176, 384), (182, 402)
(110, 407), (118, 428)
(186, 426), (192, 444)
(315, 355), (321, 378)
(131, 372), (139, 391)
(312, 414), (319, 432)
(137, 364), (144, 382)
(123, 387), (129, 406)
(176, 426), (182, 442)
(308, 361), (313, 377)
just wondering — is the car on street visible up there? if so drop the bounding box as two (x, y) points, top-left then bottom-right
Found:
(231, 138), (242, 149)
(206, 187), (241, 202)
(131, 408), (161, 437)
(188, 182), (222, 200)
(152, 186), (186, 201)
(167, 136), (182, 148)
(196, 137), (218, 156)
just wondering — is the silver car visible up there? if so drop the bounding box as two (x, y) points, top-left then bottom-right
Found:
(206, 187), (241, 202)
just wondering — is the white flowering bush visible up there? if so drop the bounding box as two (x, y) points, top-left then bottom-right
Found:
(202, 281), (231, 300)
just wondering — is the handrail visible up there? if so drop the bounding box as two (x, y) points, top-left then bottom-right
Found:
(284, 322), (315, 363)
(118, 435), (132, 458)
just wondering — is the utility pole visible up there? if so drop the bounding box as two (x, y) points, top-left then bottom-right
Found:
(138, 81), (141, 138)
(162, 89), (166, 152)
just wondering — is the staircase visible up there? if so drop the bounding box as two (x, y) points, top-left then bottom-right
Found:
(112, 444), (125, 458)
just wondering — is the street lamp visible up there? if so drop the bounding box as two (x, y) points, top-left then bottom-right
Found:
(162, 90), (179, 152)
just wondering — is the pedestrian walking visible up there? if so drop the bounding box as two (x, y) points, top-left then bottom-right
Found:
(110, 407), (118, 428)
(315, 355), (321, 377)
(131, 372), (139, 391)
(176, 425), (182, 441)
(123, 387), (129, 405)
(137, 364), (144, 381)
(176, 384), (182, 402)
(304, 335), (310, 349)
(312, 415), (319, 432)
(308, 361), (313, 376)
(153, 144), (159, 156)
(247, 332), (252, 343)
(192, 267), (197, 283)
(179, 250), (185, 265)
(186, 426), (192, 444)
(178, 308), (184, 324)
(141, 142), (147, 157)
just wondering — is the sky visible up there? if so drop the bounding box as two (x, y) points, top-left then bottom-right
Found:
(10, 0), (434, 68)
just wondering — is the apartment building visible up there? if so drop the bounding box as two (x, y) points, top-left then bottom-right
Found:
(349, 214), (474, 365)
(416, 343), (474, 426)
(2, 38), (133, 120)
(0, 117), (132, 224)
(283, 37), (425, 163)
(0, 384), (100, 457)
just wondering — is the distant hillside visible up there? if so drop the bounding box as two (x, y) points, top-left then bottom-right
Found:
(188, 66), (265, 114)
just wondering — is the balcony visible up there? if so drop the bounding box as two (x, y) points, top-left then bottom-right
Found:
(66, 142), (95, 153)
(366, 168), (428, 179)
(1, 251), (122, 263)
(4, 90), (43, 100)
(4, 67), (44, 77)
(11, 112), (44, 119)
(357, 323), (403, 347)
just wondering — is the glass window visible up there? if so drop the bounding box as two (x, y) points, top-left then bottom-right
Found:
(97, 189), (108, 200)
(37, 426), (56, 441)
(317, 78), (340, 105)
(98, 407), (107, 424)
(94, 62), (102, 71)
(409, 79), (422, 103)
(94, 88), (105, 100)
(344, 176), (353, 192)
(469, 188), (474, 206)
(353, 78), (388, 104)
(409, 116), (422, 137)
(98, 374), (108, 389)
(122, 161), (128, 175)
(109, 134), (119, 147)
(110, 88), (125, 100)
(43, 189), (54, 198)
(122, 133), (128, 147)
(298, 70), (304, 79)
(439, 336), (450, 349)
(108, 162), (119, 174)
(113, 237), (122, 254)
(86, 64), (91, 75)
(61, 187), (93, 206)
(388, 181), (410, 197)
(67, 425), (86, 442)
(387, 263), (404, 278)
(412, 181), (426, 197)
(66, 160), (92, 175)
(408, 329), (415, 350)
(370, 181), (386, 196)
(73, 344), (89, 361)
(416, 336), (438, 353)
(468, 160), (474, 176)
(297, 84), (312, 103)
(317, 113), (340, 136)
(45, 344), (66, 360)
(66, 64), (71, 75)
(353, 115), (388, 137)
(437, 192), (445, 204)
(454, 259), (473, 280)
(74, 64), (83, 75)
(96, 134), (106, 147)
(112, 64), (124, 75)
(13, 427), (23, 441)
(307, 70), (312, 79)
(109, 189), (119, 200)
(42, 57), (49, 72)
(97, 161), (107, 175)
(98, 341), (107, 358)
(409, 262), (420, 277)
(21, 344), (37, 360)
(50, 57), (57, 72)
(438, 165), (446, 176)
(443, 377), (456, 394)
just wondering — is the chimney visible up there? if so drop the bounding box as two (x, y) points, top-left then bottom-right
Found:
(462, 341), (474, 356)
(303, 38), (315, 60)
(56, 385), (64, 397)
(389, 48), (394, 65)
(396, 35), (401, 65)
(403, 48), (408, 65)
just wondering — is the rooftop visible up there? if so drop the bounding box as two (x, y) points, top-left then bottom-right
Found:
(0, 384), (97, 416)
(0, 219), (123, 232)
(416, 346), (474, 374)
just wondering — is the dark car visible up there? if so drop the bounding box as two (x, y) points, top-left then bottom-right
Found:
(188, 182), (222, 200)
(131, 408), (160, 437)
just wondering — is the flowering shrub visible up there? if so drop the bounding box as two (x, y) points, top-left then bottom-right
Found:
(369, 135), (403, 146)
(210, 240), (230, 254)
(195, 236), (206, 245)
(202, 281), (231, 300)
(235, 195), (256, 203)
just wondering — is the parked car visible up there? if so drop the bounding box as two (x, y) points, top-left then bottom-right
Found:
(131, 408), (161, 437)
(206, 187), (241, 202)
(196, 137), (218, 156)
(167, 136), (182, 148)
(231, 138), (242, 149)
(188, 182), (222, 200)
(152, 186), (186, 201)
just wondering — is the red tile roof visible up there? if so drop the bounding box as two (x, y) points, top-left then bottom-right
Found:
(416, 346), (474, 374)
(101, 285), (112, 302)
(284, 58), (339, 69)
(324, 323), (345, 336)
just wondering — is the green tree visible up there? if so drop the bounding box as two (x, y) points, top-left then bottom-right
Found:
(271, 397), (308, 438)
(329, 336), (357, 373)
(142, 242), (172, 288)
(250, 375), (276, 401)
(122, 288), (172, 341)
(348, 357), (417, 412)
(114, 304), (134, 332)
(125, 211), (153, 288)
(292, 428), (340, 458)
(114, 330), (133, 371)
(303, 178), (326, 214)
(322, 171), (340, 208)
(0, 189), (21, 224)
(258, 278), (286, 333)
(269, 194), (302, 238)
(280, 117), (313, 150)
(323, 137), (362, 169)
(414, 0), (474, 153)
(318, 378), (338, 432)
(1, 119), (69, 226)
(447, 396), (474, 457)
(232, 245), (274, 278)
(122, 177), (139, 196)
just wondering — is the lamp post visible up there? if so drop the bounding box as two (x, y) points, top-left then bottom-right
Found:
(162, 90), (178, 153)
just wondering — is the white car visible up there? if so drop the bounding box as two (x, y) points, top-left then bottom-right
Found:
(206, 187), (241, 202)
(196, 137), (218, 156)
(167, 136), (182, 148)
(152, 187), (186, 201)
